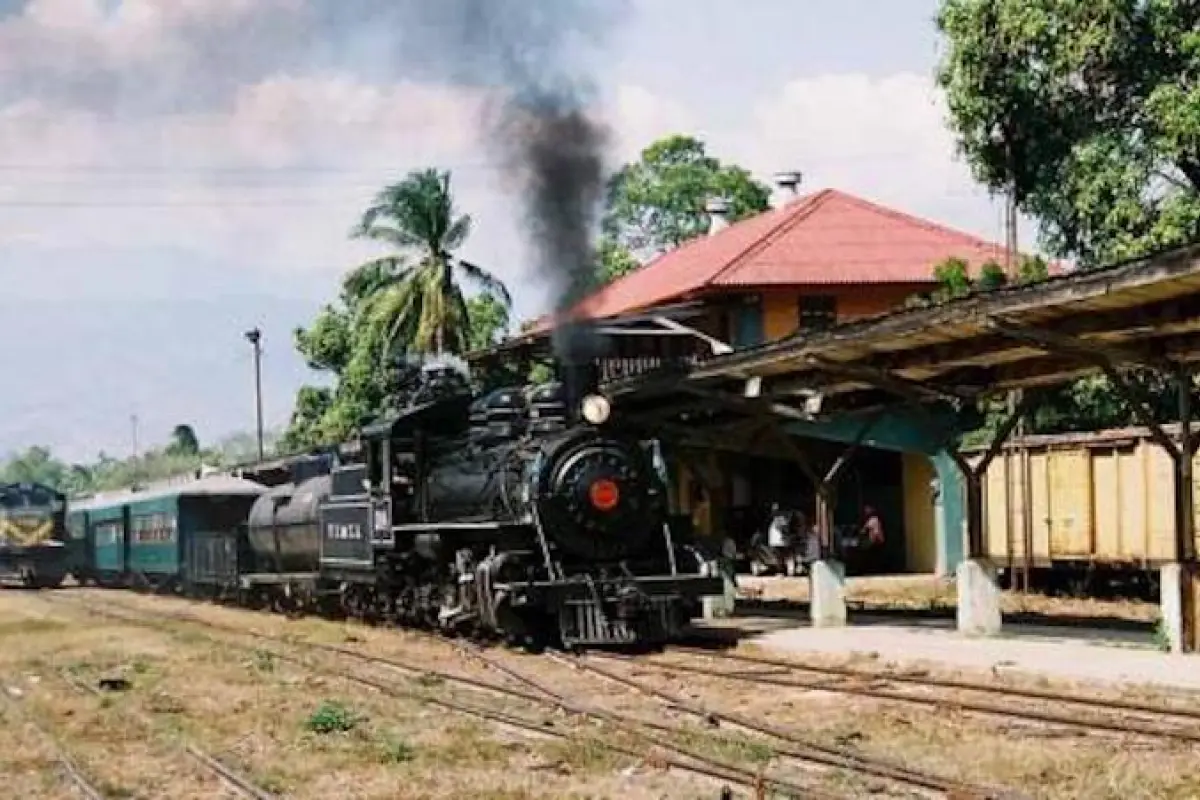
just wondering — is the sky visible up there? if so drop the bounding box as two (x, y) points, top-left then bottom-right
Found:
(0, 0), (1034, 463)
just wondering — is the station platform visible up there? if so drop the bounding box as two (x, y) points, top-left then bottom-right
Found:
(695, 574), (1200, 692)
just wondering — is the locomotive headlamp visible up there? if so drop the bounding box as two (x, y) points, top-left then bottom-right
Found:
(580, 393), (611, 425)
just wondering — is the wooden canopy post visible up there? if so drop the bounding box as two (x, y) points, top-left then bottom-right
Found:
(944, 395), (1036, 558)
(1102, 365), (1200, 651)
(988, 319), (1200, 652)
(803, 355), (1035, 559)
(764, 411), (882, 557)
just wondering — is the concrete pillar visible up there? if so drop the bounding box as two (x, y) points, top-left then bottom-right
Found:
(810, 559), (847, 627)
(932, 450), (964, 577)
(956, 557), (1002, 636)
(1160, 563), (1185, 653)
(700, 558), (735, 619)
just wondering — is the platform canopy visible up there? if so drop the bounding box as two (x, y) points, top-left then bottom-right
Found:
(608, 242), (1200, 423)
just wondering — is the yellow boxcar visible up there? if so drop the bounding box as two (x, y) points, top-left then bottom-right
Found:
(977, 426), (1200, 576)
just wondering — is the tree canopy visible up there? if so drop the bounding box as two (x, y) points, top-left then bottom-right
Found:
(598, 134), (772, 281)
(166, 424), (200, 457)
(354, 168), (510, 356)
(280, 169), (514, 452)
(0, 426), (270, 497)
(937, 0), (1200, 267)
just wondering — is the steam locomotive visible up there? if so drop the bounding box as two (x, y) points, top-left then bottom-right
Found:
(61, 363), (723, 648)
(0, 482), (72, 588)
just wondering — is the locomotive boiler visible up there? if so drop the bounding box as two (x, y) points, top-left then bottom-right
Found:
(241, 366), (722, 647)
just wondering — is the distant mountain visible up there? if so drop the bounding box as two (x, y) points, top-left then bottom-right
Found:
(0, 293), (324, 462)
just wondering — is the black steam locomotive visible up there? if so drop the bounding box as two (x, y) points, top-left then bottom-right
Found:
(0, 482), (72, 588)
(229, 363), (722, 648)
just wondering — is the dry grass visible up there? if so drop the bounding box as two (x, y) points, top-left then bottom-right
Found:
(5, 586), (1199, 799)
(600, 649), (1200, 800)
(736, 574), (1160, 623)
(0, 590), (741, 799)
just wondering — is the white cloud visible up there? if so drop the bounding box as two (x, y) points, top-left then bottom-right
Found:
(0, 62), (1018, 311)
(719, 71), (1016, 244)
(608, 84), (695, 162)
(0, 74), (500, 291)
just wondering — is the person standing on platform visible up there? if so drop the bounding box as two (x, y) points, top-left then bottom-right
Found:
(799, 514), (822, 575)
(766, 502), (793, 576)
(861, 504), (886, 574)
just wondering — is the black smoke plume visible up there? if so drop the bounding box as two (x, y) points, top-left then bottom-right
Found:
(450, 3), (619, 378)
(320, 0), (624, 391)
(492, 93), (610, 368)
(410, 0), (624, 399)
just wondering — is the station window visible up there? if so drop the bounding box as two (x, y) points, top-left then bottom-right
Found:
(798, 295), (838, 331)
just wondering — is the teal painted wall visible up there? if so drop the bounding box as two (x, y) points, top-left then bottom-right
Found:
(126, 496), (181, 576)
(785, 405), (965, 576)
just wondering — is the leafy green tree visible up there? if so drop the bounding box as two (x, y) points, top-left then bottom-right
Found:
(165, 424), (200, 457)
(601, 134), (772, 262)
(353, 168), (510, 356)
(283, 169), (516, 450)
(596, 239), (641, 283)
(0, 426), (278, 497)
(932, 256), (973, 300)
(0, 446), (67, 488)
(1018, 255), (1050, 284)
(936, 0), (1200, 267)
(465, 293), (511, 353)
(975, 260), (1008, 292)
(278, 386), (334, 453)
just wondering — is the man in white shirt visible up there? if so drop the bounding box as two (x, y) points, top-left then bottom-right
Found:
(766, 503), (793, 576)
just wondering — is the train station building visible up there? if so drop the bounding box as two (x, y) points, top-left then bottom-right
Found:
(473, 185), (1019, 579)
(471, 177), (1200, 653)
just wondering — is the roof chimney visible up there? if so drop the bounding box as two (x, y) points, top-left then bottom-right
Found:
(773, 170), (803, 204)
(705, 196), (731, 235)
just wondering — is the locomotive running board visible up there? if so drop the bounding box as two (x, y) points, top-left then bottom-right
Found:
(392, 522), (527, 533)
(519, 575), (724, 599)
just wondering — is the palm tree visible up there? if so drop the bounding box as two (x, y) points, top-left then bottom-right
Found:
(352, 168), (511, 356)
(166, 424), (200, 457)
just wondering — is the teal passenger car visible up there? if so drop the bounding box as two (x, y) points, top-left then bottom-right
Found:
(68, 475), (266, 589)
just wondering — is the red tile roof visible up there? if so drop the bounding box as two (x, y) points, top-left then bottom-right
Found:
(529, 188), (1017, 335)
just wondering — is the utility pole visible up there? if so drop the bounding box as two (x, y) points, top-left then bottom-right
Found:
(1004, 138), (1020, 280)
(1005, 188), (1019, 279)
(244, 327), (265, 461)
(130, 412), (140, 488)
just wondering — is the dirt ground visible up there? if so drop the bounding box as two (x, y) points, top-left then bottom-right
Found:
(734, 574), (1161, 624)
(1, 587), (1198, 799)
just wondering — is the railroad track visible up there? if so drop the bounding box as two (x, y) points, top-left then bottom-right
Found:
(39, 595), (840, 799)
(0, 673), (105, 800)
(609, 645), (1200, 744)
(455, 640), (1019, 799)
(533, 648), (1016, 799)
(55, 669), (277, 800)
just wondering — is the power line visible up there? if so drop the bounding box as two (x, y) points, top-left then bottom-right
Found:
(0, 161), (503, 175)
(0, 149), (957, 175)
(0, 191), (1007, 210)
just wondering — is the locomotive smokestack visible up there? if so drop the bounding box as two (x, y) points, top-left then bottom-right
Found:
(561, 359), (601, 423)
(492, 91), (611, 382)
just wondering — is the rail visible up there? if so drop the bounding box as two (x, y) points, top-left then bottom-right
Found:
(42, 596), (827, 798)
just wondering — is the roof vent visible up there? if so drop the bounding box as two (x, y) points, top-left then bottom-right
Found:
(774, 170), (802, 202)
(705, 196), (731, 235)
